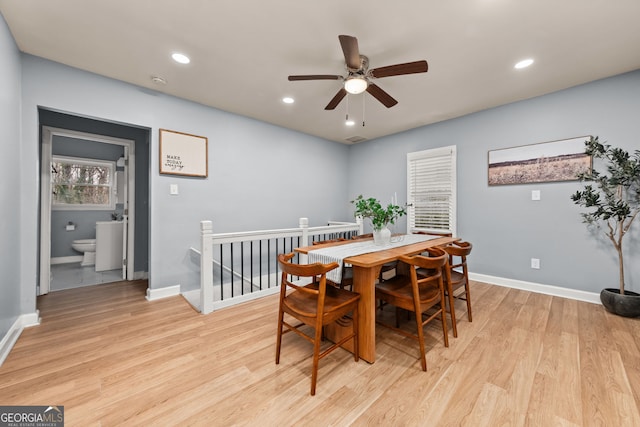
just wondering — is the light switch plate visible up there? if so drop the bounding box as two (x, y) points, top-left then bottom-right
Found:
(170, 184), (179, 195)
(531, 190), (541, 201)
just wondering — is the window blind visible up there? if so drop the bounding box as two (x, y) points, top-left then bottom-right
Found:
(407, 146), (456, 235)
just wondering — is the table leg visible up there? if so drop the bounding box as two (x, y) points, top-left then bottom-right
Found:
(352, 265), (379, 363)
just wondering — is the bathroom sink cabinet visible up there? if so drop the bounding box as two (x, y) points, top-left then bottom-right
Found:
(95, 221), (124, 272)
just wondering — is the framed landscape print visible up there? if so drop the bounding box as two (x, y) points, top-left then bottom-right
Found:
(159, 128), (208, 177)
(488, 136), (592, 186)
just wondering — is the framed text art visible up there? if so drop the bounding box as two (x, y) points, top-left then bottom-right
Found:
(488, 136), (592, 186)
(159, 129), (208, 177)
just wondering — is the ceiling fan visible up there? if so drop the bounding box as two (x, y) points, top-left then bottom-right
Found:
(288, 35), (428, 110)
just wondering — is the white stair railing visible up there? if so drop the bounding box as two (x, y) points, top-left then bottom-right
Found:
(192, 217), (363, 314)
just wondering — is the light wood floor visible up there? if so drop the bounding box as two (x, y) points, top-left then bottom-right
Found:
(1, 280), (639, 426)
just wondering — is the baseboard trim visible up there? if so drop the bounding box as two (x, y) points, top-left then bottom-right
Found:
(211, 286), (281, 312)
(51, 256), (82, 265)
(470, 272), (601, 304)
(146, 285), (181, 301)
(182, 286), (282, 314)
(0, 311), (41, 366)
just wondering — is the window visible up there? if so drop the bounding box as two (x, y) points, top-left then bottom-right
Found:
(407, 145), (457, 235)
(51, 156), (116, 210)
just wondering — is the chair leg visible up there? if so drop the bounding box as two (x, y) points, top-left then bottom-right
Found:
(465, 282), (472, 322)
(414, 308), (427, 371)
(352, 305), (359, 362)
(440, 282), (449, 348)
(448, 294), (458, 338)
(310, 325), (323, 396)
(447, 284), (458, 338)
(275, 310), (284, 364)
(441, 306), (449, 348)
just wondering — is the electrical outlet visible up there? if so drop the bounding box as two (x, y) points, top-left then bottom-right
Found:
(531, 258), (540, 269)
(531, 190), (541, 201)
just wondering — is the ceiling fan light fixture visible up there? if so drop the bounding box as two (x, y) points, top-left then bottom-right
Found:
(344, 77), (368, 94)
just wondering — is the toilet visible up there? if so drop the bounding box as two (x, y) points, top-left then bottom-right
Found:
(71, 239), (96, 266)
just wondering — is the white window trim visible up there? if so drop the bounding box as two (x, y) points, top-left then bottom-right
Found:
(407, 145), (457, 236)
(51, 155), (116, 211)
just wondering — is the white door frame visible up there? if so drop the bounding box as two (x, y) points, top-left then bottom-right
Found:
(39, 127), (136, 294)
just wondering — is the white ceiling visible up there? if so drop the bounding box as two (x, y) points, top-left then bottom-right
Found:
(2, 0), (640, 144)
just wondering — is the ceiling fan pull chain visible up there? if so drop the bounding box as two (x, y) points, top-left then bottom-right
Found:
(345, 93), (350, 122)
(362, 93), (366, 127)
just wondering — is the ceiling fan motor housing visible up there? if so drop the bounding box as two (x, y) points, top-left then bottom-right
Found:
(349, 55), (369, 73)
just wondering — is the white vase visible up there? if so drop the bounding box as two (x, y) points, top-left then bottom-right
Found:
(373, 226), (391, 246)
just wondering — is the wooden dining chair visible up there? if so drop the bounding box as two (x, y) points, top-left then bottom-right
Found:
(441, 241), (473, 336)
(312, 238), (352, 289)
(375, 248), (449, 371)
(416, 242), (473, 337)
(275, 252), (360, 396)
(415, 241), (472, 338)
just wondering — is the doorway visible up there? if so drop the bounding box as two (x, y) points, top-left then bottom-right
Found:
(39, 127), (136, 294)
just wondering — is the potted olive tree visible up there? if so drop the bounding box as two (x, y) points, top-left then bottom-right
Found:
(571, 136), (640, 317)
(351, 195), (406, 245)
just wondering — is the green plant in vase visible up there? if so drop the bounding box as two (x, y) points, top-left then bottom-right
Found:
(351, 195), (406, 244)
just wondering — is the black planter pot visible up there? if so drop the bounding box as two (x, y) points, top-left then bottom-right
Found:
(600, 288), (640, 317)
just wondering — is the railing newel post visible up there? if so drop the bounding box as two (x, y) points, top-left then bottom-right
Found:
(299, 217), (309, 264)
(200, 220), (214, 314)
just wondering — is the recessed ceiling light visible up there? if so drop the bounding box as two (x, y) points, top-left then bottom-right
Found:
(171, 52), (190, 64)
(282, 97), (294, 104)
(345, 120), (355, 126)
(515, 58), (534, 69)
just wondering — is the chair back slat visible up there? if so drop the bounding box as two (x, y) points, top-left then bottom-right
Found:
(444, 241), (472, 272)
(278, 253), (339, 315)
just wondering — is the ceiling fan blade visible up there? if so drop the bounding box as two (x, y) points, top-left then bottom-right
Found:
(325, 88), (347, 110)
(338, 35), (361, 70)
(366, 83), (398, 108)
(369, 60), (428, 78)
(288, 75), (342, 81)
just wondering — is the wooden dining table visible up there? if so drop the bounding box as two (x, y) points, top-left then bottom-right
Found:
(295, 235), (458, 363)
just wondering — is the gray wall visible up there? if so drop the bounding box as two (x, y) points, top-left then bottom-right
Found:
(0, 14), (21, 338)
(349, 70), (640, 294)
(18, 53), (350, 313)
(5, 5), (639, 338)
